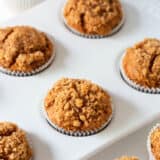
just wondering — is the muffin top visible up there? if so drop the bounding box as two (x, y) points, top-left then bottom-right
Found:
(63, 0), (123, 35)
(150, 127), (160, 160)
(0, 26), (53, 72)
(45, 78), (112, 131)
(123, 38), (160, 88)
(0, 122), (32, 160)
(115, 156), (139, 160)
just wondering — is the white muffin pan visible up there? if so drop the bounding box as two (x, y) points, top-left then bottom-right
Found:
(87, 115), (160, 160)
(0, 0), (160, 160)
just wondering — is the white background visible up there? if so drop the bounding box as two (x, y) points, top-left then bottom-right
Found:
(0, 1), (16, 23)
(0, 1), (160, 160)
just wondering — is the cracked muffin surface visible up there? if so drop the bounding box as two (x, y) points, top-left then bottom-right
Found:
(150, 127), (160, 160)
(115, 156), (139, 160)
(45, 78), (112, 132)
(63, 0), (123, 35)
(0, 122), (32, 160)
(0, 26), (53, 72)
(122, 38), (160, 88)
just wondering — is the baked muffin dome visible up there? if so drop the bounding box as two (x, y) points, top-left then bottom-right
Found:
(115, 156), (139, 160)
(0, 26), (53, 72)
(45, 78), (112, 132)
(122, 38), (160, 88)
(150, 126), (160, 160)
(0, 122), (32, 160)
(63, 0), (123, 36)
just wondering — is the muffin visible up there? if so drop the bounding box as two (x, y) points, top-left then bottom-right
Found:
(44, 78), (113, 136)
(0, 122), (32, 160)
(121, 38), (160, 93)
(63, 0), (124, 38)
(0, 26), (55, 76)
(115, 156), (139, 160)
(148, 124), (160, 160)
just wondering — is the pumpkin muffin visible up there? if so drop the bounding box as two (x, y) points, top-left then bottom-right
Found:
(0, 26), (54, 74)
(0, 122), (32, 160)
(149, 125), (160, 160)
(115, 156), (139, 160)
(122, 38), (160, 88)
(44, 78), (112, 135)
(63, 0), (123, 36)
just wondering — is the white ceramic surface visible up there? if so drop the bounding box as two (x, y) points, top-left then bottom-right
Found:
(0, 0), (160, 160)
(0, 2), (16, 23)
(87, 116), (160, 160)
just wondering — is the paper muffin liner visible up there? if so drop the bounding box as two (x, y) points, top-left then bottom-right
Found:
(147, 123), (160, 160)
(62, 5), (125, 39)
(120, 52), (160, 94)
(42, 101), (114, 137)
(4, 0), (44, 11)
(0, 33), (56, 77)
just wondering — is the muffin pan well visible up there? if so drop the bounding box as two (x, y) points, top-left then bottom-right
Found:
(0, 0), (160, 159)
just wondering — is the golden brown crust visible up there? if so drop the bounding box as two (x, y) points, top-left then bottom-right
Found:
(0, 26), (53, 72)
(115, 156), (139, 160)
(45, 78), (112, 132)
(123, 38), (160, 88)
(0, 122), (32, 160)
(63, 0), (123, 35)
(150, 127), (160, 160)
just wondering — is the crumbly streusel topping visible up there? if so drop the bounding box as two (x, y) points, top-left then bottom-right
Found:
(45, 78), (112, 131)
(63, 0), (123, 35)
(115, 156), (139, 160)
(0, 26), (53, 72)
(150, 127), (160, 160)
(0, 122), (32, 160)
(123, 38), (160, 88)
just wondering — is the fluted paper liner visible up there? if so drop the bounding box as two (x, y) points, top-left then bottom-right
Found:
(42, 100), (114, 137)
